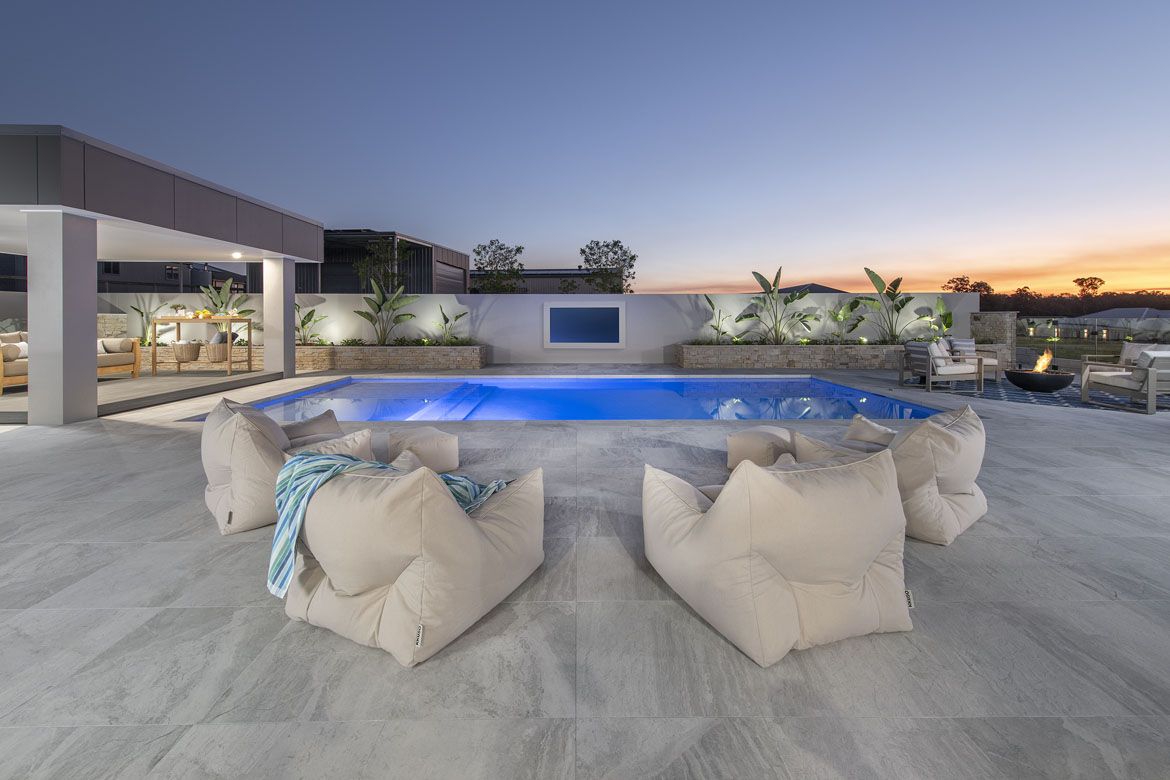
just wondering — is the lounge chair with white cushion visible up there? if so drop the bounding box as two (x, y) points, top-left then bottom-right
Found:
(900, 341), (983, 392)
(1083, 341), (1157, 368)
(642, 451), (912, 667)
(946, 337), (1001, 382)
(1081, 350), (1170, 415)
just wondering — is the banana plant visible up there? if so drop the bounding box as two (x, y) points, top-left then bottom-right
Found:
(294, 303), (327, 345)
(825, 298), (863, 343)
(856, 268), (928, 344)
(200, 277), (255, 338)
(734, 268), (820, 344)
(436, 304), (468, 344)
(703, 294), (737, 344)
(129, 295), (165, 344)
(353, 279), (418, 345)
(926, 296), (953, 340)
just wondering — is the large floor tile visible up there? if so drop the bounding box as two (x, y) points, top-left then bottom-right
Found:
(0, 543), (130, 608)
(0, 725), (187, 779)
(204, 602), (576, 722)
(1, 606), (286, 726)
(151, 719), (574, 779)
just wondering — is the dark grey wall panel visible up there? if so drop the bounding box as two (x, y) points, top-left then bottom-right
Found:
(0, 136), (38, 203)
(236, 200), (283, 253)
(174, 178), (236, 243)
(58, 136), (85, 208)
(35, 135), (62, 204)
(84, 145), (175, 228)
(282, 215), (322, 262)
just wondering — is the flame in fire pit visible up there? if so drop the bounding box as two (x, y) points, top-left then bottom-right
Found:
(1033, 349), (1054, 372)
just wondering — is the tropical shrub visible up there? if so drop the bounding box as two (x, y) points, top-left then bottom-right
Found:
(734, 268), (819, 344)
(825, 298), (863, 343)
(856, 268), (928, 344)
(702, 294), (737, 344)
(294, 303), (327, 345)
(435, 304), (469, 345)
(353, 280), (418, 345)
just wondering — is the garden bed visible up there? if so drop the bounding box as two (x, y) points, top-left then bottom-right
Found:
(139, 344), (488, 372)
(674, 343), (907, 370)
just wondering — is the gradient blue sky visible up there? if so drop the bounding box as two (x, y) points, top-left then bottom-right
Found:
(5, 1), (1170, 292)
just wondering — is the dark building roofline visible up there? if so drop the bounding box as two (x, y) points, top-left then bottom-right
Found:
(324, 229), (467, 259)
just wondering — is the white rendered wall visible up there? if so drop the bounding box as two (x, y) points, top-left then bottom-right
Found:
(98, 291), (980, 364)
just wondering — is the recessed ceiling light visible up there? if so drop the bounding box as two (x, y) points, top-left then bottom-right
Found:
(231, 251), (243, 259)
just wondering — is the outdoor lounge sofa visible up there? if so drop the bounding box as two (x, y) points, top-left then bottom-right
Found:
(1083, 341), (1157, 368)
(642, 451), (912, 667)
(726, 406), (989, 545)
(286, 463), (545, 667)
(1081, 350), (1170, 414)
(0, 332), (140, 394)
(900, 341), (984, 392)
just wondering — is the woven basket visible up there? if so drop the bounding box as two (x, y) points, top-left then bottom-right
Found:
(206, 342), (231, 362)
(172, 342), (201, 363)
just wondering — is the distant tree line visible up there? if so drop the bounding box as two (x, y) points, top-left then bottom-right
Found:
(942, 275), (1167, 316)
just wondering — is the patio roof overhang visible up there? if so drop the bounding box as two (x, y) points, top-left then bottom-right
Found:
(0, 125), (322, 424)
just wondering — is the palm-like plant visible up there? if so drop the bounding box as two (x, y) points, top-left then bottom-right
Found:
(354, 279), (418, 345)
(294, 303), (327, 345)
(200, 277), (255, 338)
(825, 298), (863, 343)
(734, 268), (819, 345)
(925, 296), (954, 341)
(129, 295), (165, 344)
(436, 304), (468, 344)
(856, 268), (928, 344)
(703, 294), (737, 344)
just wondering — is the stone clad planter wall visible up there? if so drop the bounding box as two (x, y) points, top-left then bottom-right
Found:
(674, 344), (906, 370)
(294, 345), (488, 371)
(673, 343), (1013, 371)
(139, 345), (488, 372)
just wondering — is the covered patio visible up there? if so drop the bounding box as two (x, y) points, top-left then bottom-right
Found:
(0, 125), (322, 424)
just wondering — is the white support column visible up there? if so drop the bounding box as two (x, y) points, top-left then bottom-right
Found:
(262, 256), (296, 378)
(26, 211), (98, 425)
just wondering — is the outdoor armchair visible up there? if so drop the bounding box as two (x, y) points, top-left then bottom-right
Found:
(900, 341), (984, 393)
(946, 337), (1001, 382)
(1081, 350), (1170, 415)
(1082, 341), (1157, 368)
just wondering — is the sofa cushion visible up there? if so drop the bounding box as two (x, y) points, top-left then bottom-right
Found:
(1, 344), (18, 362)
(97, 352), (136, 368)
(643, 452), (912, 668)
(387, 426), (459, 473)
(282, 410), (343, 441)
(0, 331), (27, 344)
(2, 358), (28, 376)
(99, 338), (136, 353)
(927, 340), (951, 368)
(889, 405), (987, 544)
(286, 466), (545, 666)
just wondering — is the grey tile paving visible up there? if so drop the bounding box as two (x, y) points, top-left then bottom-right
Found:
(0, 367), (1168, 776)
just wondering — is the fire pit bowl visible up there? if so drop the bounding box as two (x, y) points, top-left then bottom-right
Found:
(1004, 368), (1075, 393)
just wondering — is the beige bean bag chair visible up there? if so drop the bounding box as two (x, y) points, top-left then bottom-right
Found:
(286, 465), (545, 667)
(643, 451), (912, 667)
(201, 399), (367, 535)
(726, 407), (988, 545)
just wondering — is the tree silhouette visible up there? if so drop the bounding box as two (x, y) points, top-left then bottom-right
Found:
(1073, 277), (1105, 298)
(942, 275), (995, 295)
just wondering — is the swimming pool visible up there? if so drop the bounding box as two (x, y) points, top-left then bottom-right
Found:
(250, 376), (937, 422)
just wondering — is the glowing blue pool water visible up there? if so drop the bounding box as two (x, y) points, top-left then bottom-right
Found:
(252, 376), (938, 422)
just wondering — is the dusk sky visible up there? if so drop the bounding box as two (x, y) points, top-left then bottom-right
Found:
(5, 1), (1170, 294)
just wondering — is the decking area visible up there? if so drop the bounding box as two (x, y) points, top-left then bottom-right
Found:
(0, 369), (1168, 777)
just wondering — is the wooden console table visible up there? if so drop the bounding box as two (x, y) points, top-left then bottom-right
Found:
(151, 316), (253, 376)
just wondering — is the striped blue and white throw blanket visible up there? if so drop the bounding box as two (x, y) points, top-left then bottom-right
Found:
(267, 452), (508, 598)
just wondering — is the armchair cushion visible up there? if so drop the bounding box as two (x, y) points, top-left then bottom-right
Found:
(99, 338), (136, 353)
(643, 452), (912, 668)
(286, 466), (544, 666)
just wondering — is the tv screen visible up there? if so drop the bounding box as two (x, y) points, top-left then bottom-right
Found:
(547, 306), (621, 344)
